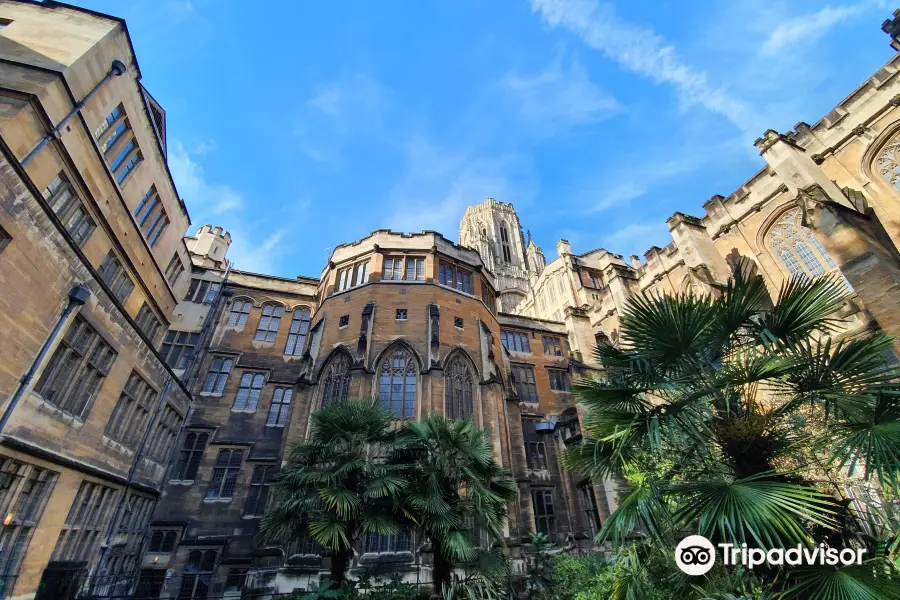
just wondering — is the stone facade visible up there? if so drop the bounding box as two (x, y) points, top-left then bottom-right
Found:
(1, 3), (900, 600)
(0, 2), (193, 599)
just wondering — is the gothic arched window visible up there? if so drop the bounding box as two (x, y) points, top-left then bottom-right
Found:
(444, 355), (474, 421)
(876, 136), (900, 190)
(767, 208), (852, 292)
(500, 224), (512, 263)
(377, 348), (416, 418)
(320, 353), (352, 408)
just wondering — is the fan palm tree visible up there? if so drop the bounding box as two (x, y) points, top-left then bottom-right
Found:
(393, 415), (517, 597)
(257, 399), (406, 586)
(564, 270), (900, 599)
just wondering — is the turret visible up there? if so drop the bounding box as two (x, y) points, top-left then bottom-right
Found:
(187, 224), (232, 267)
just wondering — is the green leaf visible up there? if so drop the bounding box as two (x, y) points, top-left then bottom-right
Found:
(671, 474), (839, 549)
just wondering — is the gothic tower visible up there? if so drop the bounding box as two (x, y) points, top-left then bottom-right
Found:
(459, 198), (542, 312)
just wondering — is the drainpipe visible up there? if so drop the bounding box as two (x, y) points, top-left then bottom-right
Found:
(20, 60), (127, 167)
(94, 261), (233, 585)
(93, 373), (173, 591)
(0, 284), (91, 435)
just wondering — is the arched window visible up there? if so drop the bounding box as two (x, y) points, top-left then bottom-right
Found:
(255, 304), (283, 342)
(444, 355), (474, 421)
(320, 353), (352, 408)
(876, 136), (900, 190)
(767, 208), (852, 292)
(377, 348), (416, 418)
(227, 300), (252, 328)
(500, 224), (512, 263)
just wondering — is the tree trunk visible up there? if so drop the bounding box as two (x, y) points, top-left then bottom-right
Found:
(329, 548), (352, 588)
(432, 541), (452, 596)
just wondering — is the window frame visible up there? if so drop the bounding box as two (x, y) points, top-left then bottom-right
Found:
(243, 465), (273, 517)
(160, 331), (200, 370)
(511, 364), (538, 403)
(105, 371), (156, 450)
(233, 372), (266, 412)
(284, 309), (311, 356)
(34, 315), (117, 420)
(266, 388), (293, 427)
(205, 449), (244, 501)
(547, 368), (570, 392)
(542, 336), (563, 357)
(97, 251), (134, 304)
(377, 347), (417, 419)
(227, 299), (253, 328)
(254, 304), (283, 343)
(501, 330), (531, 353)
(438, 261), (473, 294)
(43, 172), (96, 248)
(202, 357), (233, 396)
(532, 489), (557, 542)
(171, 431), (209, 482)
(321, 354), (352, 408)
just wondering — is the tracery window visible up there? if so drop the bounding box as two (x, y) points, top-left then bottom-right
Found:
(876, 136), (900, 191)
(320, 353), (352, 408)
(767, 208), (852, 292)
(444, 355), (474, 421)
(377, 347), (417, 418)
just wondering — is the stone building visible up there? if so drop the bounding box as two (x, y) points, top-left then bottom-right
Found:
(143, 230), (605, 597)
(0, 1), (194, 598)
(1, 2), (900, 600)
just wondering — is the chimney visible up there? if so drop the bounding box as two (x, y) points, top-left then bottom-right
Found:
(556, 239), (571, 257)
(630, 255), (641, 269)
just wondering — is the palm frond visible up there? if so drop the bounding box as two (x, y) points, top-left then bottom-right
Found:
(752, 275), (844, 345)
(671, 474), (839, 549)
(597, 474), (668, 545)
(777, 562), (900, 600)
(826, 394), (900, 489)
(620, 291), (720, 365)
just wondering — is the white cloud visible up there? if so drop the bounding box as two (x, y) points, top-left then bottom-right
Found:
(384, 138), (538, 238)
(530, 0), (763, 136)
(762, 5), (862, 55)
(168, 141), (242, 214)
(168, 141), (289, 274)
(585, 135), (745, 212)
(590, 181), (648, 212)
(503, 55), (620, 128)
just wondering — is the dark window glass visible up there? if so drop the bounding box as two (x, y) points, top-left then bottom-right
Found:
(35, 316), (117, 418)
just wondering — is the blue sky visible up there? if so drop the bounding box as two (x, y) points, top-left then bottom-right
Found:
(76, 0), (896, 277)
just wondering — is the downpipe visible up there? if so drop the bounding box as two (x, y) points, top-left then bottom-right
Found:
(20, 60), (127, 167)
(0, 284), (91, 435)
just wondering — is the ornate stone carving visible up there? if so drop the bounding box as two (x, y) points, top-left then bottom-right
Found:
(876, 135), (900, 191)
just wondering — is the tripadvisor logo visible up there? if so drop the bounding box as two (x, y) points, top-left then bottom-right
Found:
(675, 535), (866, 576)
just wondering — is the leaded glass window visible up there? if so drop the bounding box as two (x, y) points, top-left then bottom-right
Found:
(320, 353), (352, 408)
(377, 348), (416, 419)
(444, 355), (474, 421)
(767, 208), (852, 293)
